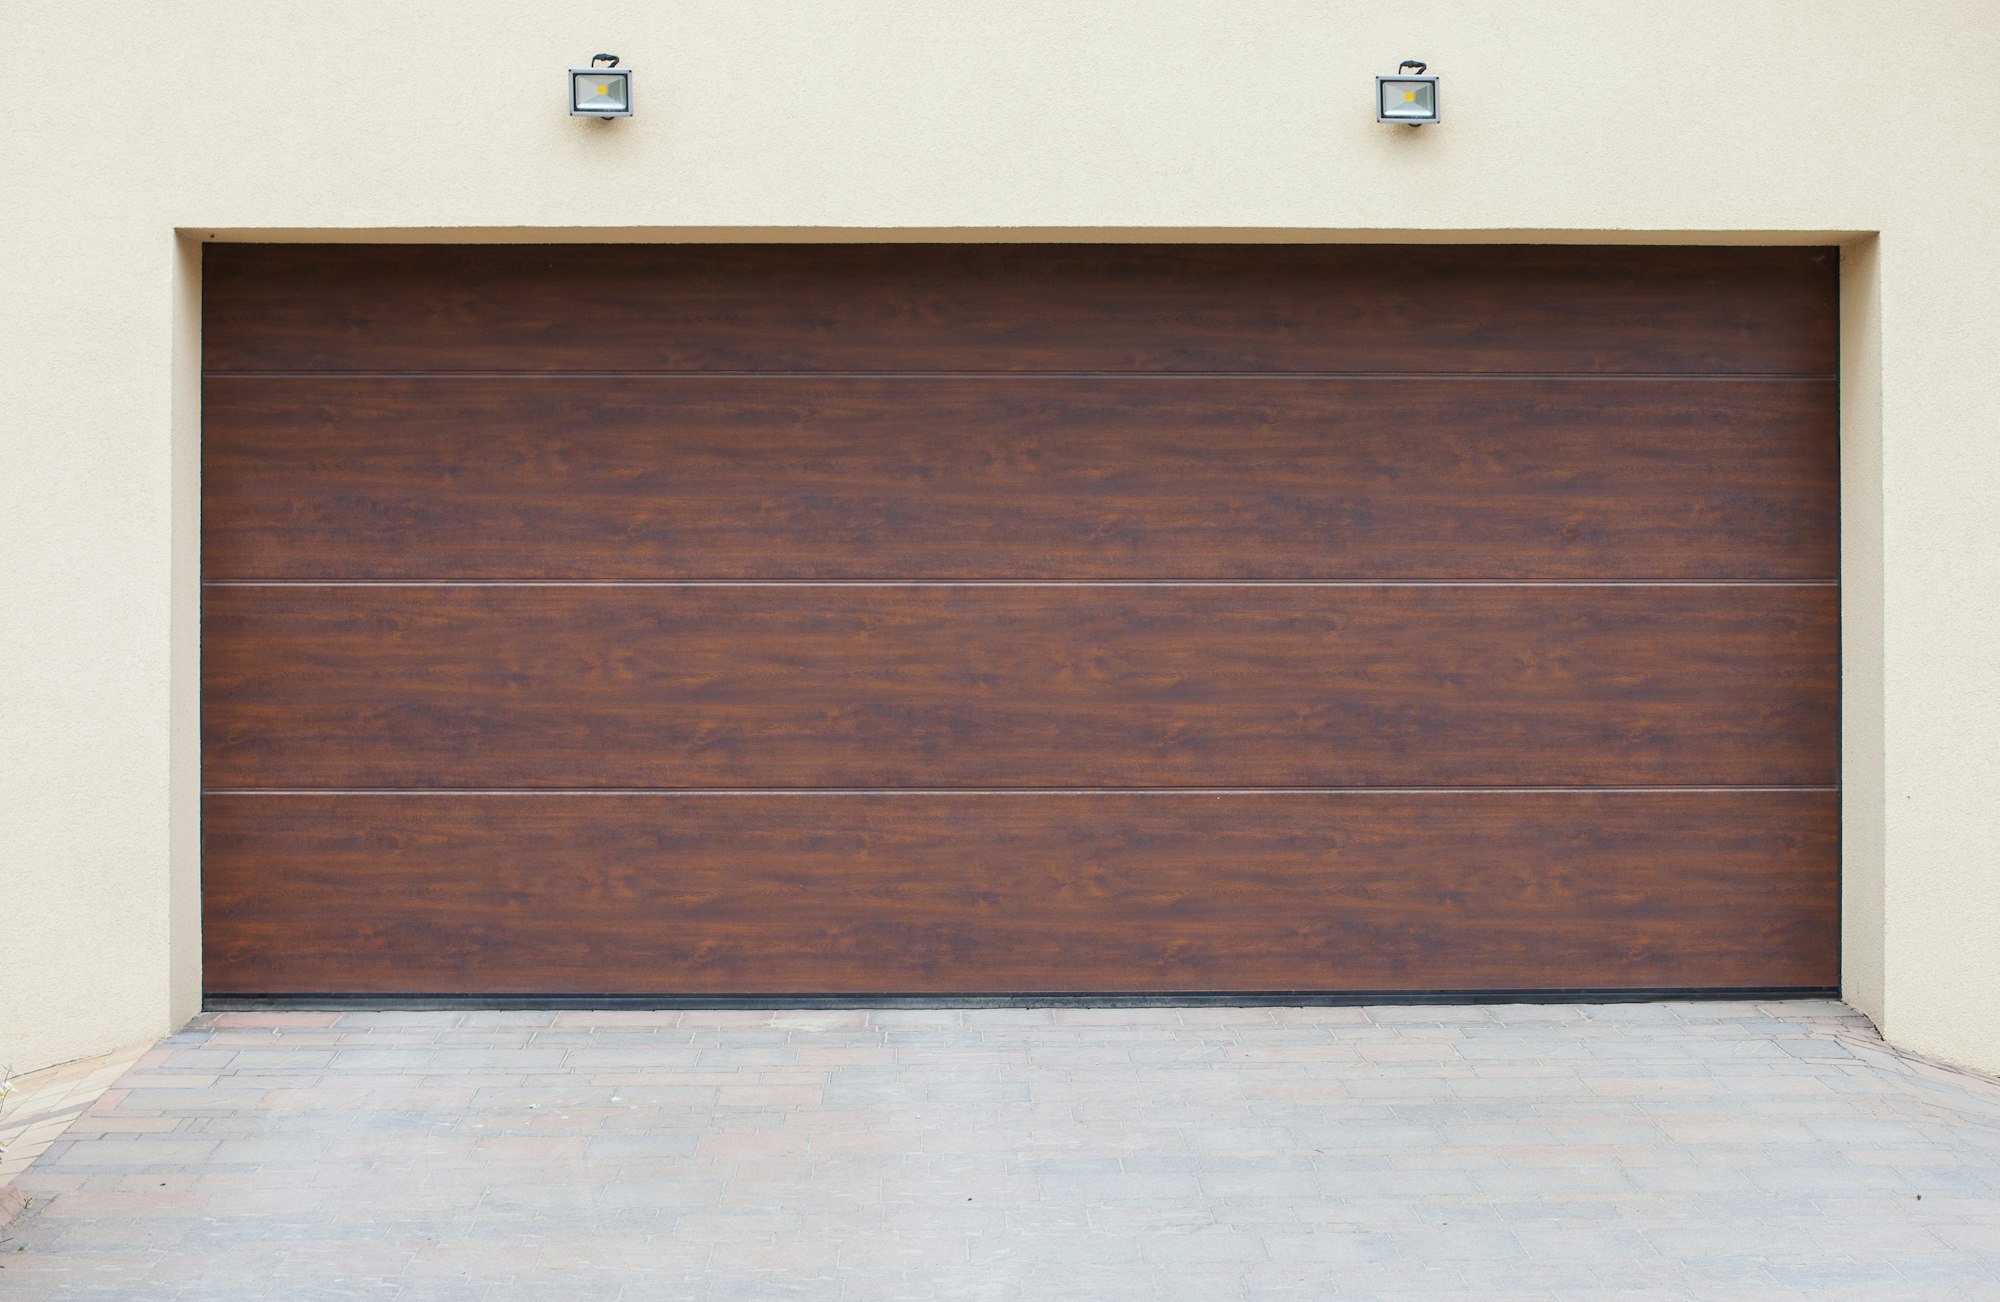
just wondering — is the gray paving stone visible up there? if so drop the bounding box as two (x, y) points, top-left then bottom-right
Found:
(1390, 1228), (1526, 1261)
(1136, 1227), (1270, 1263)
(1264, 1229), (1400, 1262)
(46, 1138), (223, 1167)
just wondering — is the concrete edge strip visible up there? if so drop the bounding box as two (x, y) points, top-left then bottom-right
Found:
(0, 1043), (156, 1193)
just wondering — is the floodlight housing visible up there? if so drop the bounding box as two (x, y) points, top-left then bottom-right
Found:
(571, 54), (632, 118)
(1377, 60), (1439, 125)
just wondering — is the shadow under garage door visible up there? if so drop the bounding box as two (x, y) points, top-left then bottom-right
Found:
(199, 243), (1840, 1000)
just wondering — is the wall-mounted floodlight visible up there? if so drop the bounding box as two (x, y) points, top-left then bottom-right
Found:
(570, 54), (632, 118)
(1376, 60), (1439, 126)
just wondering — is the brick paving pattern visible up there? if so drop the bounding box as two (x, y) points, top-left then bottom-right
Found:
(4, 1001), (1999, 1299)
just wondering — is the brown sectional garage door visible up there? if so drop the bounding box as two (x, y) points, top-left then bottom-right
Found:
(201, 244), (1840, 998)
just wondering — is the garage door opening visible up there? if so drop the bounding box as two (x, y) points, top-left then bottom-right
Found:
(200, 243), (1840, 1003)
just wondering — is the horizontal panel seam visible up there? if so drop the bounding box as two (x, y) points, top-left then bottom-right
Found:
(202, 786), (1843, 796)
(201, 370), (1842, 382)
(199, 579), (1844, 588)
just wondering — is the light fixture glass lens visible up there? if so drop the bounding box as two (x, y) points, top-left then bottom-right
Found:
(573, 71), (629, 112)
(1379, 79), (1436, 120)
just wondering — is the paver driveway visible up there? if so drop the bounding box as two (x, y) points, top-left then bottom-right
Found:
(4, 1001), (1999, 1300)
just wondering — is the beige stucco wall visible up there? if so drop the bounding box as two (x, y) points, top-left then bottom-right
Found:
(2, 1), (1994, 1075)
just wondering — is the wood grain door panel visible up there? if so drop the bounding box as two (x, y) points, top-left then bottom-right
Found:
(202, 584), (1838, 790)
(202, 791), (1839, 995)
(203, 244), (1838, 376)
(203, 377), (1838, 581)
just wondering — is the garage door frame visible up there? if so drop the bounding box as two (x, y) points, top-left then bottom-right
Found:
(188, 233), (1863, 1010)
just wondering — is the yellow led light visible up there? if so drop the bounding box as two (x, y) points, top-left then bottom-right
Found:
(1403, 90), (1416, 102)
(597, 84), (610, 95)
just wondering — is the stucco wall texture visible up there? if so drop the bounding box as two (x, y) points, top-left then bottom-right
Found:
(2, 2), (1995, 1075)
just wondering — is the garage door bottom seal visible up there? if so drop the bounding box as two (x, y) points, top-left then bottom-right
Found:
(205, 987), (1840, 1012)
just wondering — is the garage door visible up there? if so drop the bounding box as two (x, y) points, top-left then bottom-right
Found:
(201, 244), (1840, 998)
